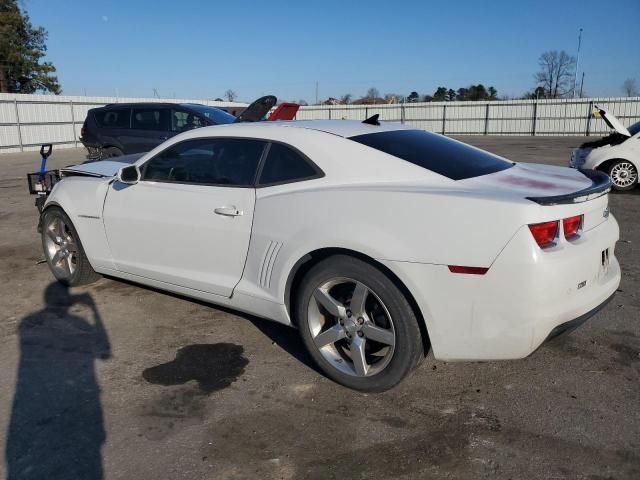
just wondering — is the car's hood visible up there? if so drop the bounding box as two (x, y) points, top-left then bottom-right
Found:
(462, 162), (594, 199)
(61, 154), (143, 177)
(594, 105), (631, 137)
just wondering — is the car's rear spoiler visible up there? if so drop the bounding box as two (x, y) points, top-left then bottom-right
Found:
(526, 170), (612, 205)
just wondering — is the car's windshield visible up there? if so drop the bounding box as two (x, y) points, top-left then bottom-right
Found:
(185, 105), (235, 125)
(350, 129), (513, 180)
(627, 120), (640, 136)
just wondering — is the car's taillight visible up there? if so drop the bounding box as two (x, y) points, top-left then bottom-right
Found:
(80, 126), (85, 138)
(563, 215), (583, 239)
(528, 221), (559, 248)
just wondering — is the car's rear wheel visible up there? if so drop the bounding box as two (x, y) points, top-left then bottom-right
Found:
(608, 159), (638, 191)
(41, 207), (100, 286)
(102, 146), (124, 159)
(296, 255), (424, 392)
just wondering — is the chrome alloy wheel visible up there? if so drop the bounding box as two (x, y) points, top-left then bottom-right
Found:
(43, 216), (78, 280)
(610, 161), (638, 188)
(307, 278), (396, 377)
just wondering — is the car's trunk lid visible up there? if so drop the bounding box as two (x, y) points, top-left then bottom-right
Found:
(462, 162), (607, 201)
(461, 162), (612, 232)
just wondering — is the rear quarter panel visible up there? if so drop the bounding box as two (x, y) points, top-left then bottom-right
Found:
(236, 184), (538, 310)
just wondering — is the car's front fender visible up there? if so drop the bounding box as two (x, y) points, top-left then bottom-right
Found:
(44, 176), (116, 270)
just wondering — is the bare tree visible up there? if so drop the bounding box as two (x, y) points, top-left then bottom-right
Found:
(622, 78), (638, 97)
(298, 99), (308, 106)
(340, 93), (352, 104)
(224, 89), (237, 102)
(534, 50), (576, 98)
(366, 87), (380, 99)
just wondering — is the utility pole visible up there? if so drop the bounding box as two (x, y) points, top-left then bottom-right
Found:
(573, 28), (583, 98)
(579, 72), (585, 98)
(315, 81), (318, 105)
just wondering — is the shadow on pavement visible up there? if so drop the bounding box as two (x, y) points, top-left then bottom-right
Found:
(103, 275), (321, 375)
(5, 283), (111, 480)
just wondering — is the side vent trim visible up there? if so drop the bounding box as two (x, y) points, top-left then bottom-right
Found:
(258, 241), (283, 288)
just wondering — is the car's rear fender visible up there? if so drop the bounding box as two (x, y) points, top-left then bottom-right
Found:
(235, 187), (539, 322)
(380, 210), (620, 360)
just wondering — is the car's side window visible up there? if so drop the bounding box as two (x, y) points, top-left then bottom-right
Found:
(257, 143), (320, 186)
(141, 138), (266, 186)
(94, 108), (130, 128)
(132, 107), (170, 131)
(172, 109), (205, 132)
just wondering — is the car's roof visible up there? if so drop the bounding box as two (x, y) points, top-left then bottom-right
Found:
(214, 120), (413, 138)
(96, 102), (210, 109)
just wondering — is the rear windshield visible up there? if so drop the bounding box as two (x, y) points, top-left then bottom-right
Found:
(350, 129), (513, 180)
(185, 105), (235, 125)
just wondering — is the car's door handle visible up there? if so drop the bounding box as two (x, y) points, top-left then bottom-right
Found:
(214, 206), (243, 217)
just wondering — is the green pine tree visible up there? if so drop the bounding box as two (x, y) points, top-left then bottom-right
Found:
(0, 0), (61, 93)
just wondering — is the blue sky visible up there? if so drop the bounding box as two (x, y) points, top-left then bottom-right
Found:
(26, 0), (640, 102)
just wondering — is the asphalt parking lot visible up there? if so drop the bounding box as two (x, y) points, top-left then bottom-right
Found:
(0, 137), (638, 480)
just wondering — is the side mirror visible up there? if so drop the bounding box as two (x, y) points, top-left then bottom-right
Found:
(117, 165), (140, 184)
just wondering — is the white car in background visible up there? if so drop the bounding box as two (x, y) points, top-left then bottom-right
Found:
(39, 118), (620, 391)
(570, 105), (640, 191)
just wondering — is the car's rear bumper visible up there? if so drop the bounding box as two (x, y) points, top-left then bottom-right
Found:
(540, 291), (615, 343)
(381, 213), (620, 361)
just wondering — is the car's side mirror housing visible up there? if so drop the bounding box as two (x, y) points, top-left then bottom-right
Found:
(117, 165), (140, 184)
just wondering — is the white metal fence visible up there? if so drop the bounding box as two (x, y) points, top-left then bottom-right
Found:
(295, 97), (640, 136)
(1, 94), (639, 154)
(0, 93), (246, 154)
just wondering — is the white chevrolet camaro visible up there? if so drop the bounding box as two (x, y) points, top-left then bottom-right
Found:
(40, 118), (621, 391)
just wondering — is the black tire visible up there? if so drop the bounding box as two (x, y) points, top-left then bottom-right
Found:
(296, 255), (424, 392)
(102, 146), (123, 159)
(40, 207), (101, 286)
(607, 159), (638, 192)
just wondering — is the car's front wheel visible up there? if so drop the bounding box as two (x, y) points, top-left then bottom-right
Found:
(608, 159), (638, 191)
(41, 207), (101, 286)
(296, 255), (424, 392)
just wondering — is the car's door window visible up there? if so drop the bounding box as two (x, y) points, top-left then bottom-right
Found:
(94, 108), (131, 128)
(141, 138), (266, 186)
(131, 107), (170, 131)
(172, 109), (205, 132)
(257, 142), (321, 186)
